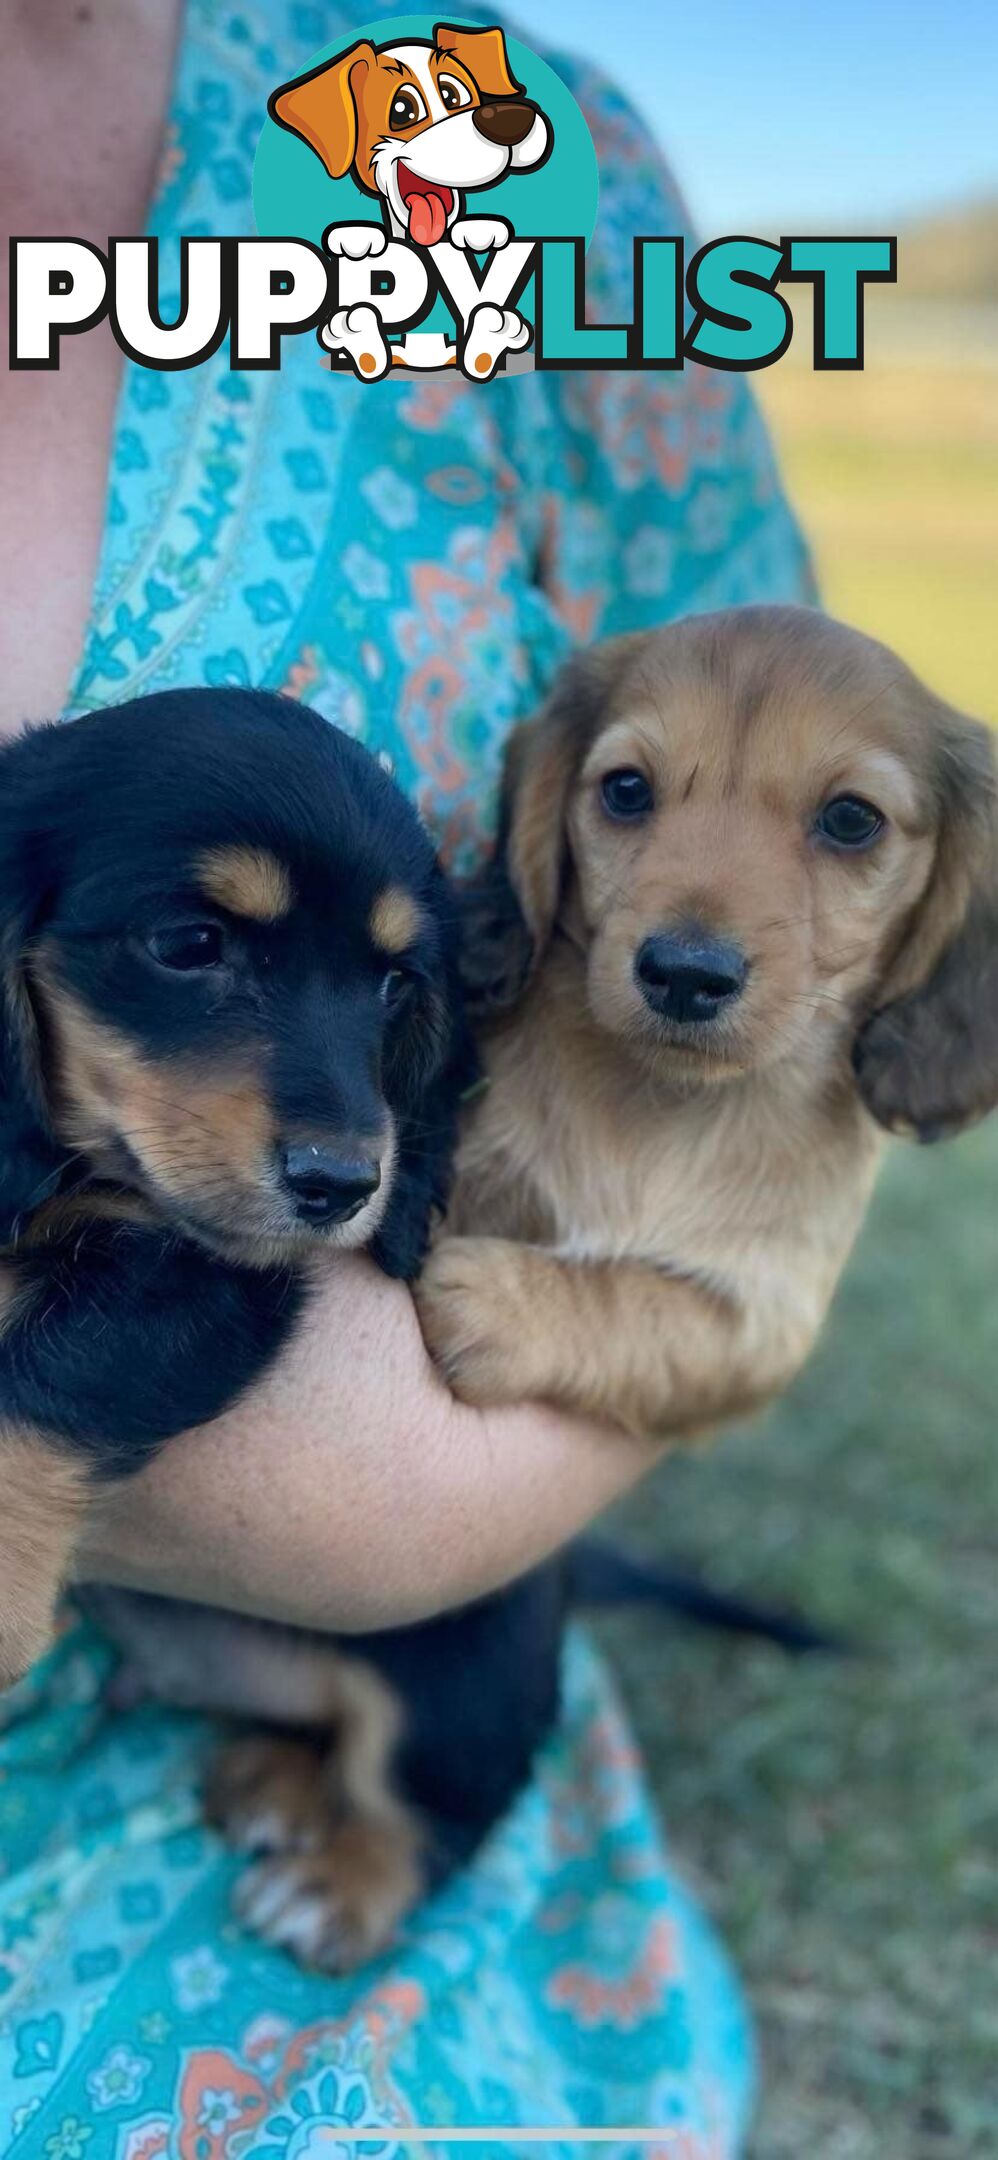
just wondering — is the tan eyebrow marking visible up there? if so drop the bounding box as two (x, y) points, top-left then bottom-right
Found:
(369, 886), (419, 954)
(197, 846), (294, 923)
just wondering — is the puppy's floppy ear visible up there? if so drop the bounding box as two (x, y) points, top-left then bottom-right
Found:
(433, 23), (523, 99)
(0, 824), (64, 1237)
(459, 647), (618, 1016)
(854, 701), (998, 1142)
(382, 862), (477, 1108)
(375, 862), (477, 1281)
(268, 41), (375, 180)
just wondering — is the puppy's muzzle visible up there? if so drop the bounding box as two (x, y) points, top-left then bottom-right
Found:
(636, 931), (748, 1026)
(279, 1142), (381, 1226)
(472, 99), (539, 147)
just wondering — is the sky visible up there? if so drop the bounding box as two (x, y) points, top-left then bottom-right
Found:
(527, 0), (998, 233)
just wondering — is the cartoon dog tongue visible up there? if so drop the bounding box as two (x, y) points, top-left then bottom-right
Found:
(407, 186), (448, 247)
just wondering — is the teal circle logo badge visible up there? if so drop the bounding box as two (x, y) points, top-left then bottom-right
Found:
(253, 15), (600, 380)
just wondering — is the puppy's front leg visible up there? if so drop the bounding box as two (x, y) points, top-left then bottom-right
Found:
(0, 1220), (301, 1691)
(416, 1237), (775, 1440)
(0, 1429), (92, 1689)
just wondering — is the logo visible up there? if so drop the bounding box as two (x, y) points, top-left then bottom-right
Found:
(254, 15), (595, 381)
(8, 15), (897, 378)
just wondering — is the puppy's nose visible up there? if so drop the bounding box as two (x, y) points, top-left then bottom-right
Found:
(636, 932), (747, 1025)
(279, 1144), (380, 1225)
(472, 99), (537, 146)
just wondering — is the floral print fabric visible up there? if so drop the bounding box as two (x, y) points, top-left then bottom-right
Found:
(2, 4), (814, 2151)
(1, 1625), (751, 2157)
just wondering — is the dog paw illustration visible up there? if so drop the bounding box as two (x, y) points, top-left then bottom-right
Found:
(323, 222), (388, 260)
(461, 303), (531, 381)
(416, 1235), (538, 1405)
(448, 216), (513, 254)
(320, 304), (390, 380)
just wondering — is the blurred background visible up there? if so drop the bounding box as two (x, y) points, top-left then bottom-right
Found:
(533, 3), (998, 2154)
(546, 0), (998, 726)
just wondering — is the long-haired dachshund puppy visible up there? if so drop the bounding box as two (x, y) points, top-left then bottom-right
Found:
(0, 688), (471, 1691)
(417, 605), (998, 1433)
(90, 607), (998, 1980)
(24, 610), (998, 1981)
(0, 685), (562, 1976)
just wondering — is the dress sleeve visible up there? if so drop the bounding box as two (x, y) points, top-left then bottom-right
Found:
(530, 56), (817, 642)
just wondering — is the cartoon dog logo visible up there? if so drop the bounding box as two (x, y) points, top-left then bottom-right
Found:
(269, 21), (552, 376)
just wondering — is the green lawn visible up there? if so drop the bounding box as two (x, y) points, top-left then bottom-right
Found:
(601, 349), (997, 2156)
(757, 360), (998, 727)
(604, 1115), (998, 2156)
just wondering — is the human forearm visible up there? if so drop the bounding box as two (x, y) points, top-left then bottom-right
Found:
(75, 1254), (658, 1632)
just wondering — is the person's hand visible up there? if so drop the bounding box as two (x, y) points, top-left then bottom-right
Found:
(77, 1254), (663, 1632)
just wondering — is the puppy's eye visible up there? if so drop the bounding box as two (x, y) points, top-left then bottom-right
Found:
(381, 967), (411, 1008)
(601, 768), (654, 821)
(438, 74), (472, 112)
(814, 794), (885, 849)
(389, 86), (426, 128)
(147, 923), (226, 971)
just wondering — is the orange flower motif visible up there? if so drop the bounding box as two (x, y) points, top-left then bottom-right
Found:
(280, 646), (320, 701)
(545, 1916), (678, 2031)
(157, 123), (185, 192)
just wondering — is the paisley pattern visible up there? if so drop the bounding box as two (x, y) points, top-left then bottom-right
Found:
(1, 1623), (751, 2158)
(2, 4), (815, 2151)
(66, 1), (812, 867)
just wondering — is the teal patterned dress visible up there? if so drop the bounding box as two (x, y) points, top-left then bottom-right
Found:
(0, 6), (814, 2154)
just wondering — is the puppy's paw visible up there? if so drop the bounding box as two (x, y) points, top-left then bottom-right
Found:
(232, 1822), (420, 1974)
(204, 1735), (328, 1857)
(415, 1235), (540, 1406)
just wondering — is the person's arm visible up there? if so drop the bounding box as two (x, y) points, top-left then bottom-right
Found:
(75, 1254), (659, 1632)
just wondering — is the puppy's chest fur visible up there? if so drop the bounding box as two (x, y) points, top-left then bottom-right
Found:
(452, 951), (883, 1346)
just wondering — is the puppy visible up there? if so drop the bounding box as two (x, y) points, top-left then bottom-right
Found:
(100, 606), (998, 1984)
(37, 611), (998, 1983)
(417, 606), (998, 1437)
(0, 685), (555, 1973)
(0, 688), (470, 1691)
(86, 1564), (566, 1971)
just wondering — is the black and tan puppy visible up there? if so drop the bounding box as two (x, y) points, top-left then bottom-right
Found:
(2, 684), (559, 1975)
(0, 688), (471, 1689)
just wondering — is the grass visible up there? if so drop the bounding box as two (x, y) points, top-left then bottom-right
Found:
(600, 338), (998, 2157)
(756, 352), (998, 726)
(604, 1121), (998, 2157)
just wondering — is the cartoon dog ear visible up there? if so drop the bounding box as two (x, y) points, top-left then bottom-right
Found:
(853, 702), (998, 1143)
(433, 22), (523, 100)
(268, 40), (375, 180)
